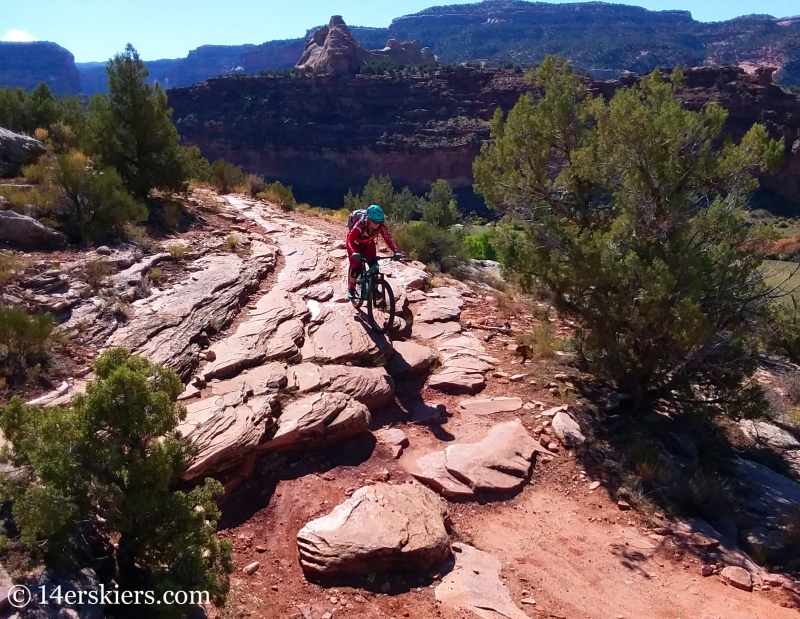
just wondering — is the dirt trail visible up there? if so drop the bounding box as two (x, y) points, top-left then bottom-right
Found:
(209, 197), (798, 619)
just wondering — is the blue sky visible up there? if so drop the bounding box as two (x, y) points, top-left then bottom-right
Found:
(3, 0), (798, 63)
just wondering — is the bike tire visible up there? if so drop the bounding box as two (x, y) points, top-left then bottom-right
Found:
(350, 273), (367, 309)
(368, 276), (396, 334)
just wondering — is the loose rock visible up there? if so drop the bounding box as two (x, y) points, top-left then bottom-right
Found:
(721, 566), (753, 592)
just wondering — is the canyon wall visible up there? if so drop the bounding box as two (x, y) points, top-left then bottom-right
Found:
(168, 65), (800, 211)
(0, 42), (81, 93)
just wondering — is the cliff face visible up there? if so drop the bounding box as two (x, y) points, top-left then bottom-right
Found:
(168, 65), (800, 211)
(0, 42), (81, 93)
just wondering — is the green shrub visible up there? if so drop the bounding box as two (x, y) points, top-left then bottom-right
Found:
(473, 56), (785, 409)
(210, 159), (247, 194)
(258, 181), (296, 211)
(0, 305), (56, 381)
(247, 174), (267, 197)
(0, 348), (233, 617)
(422, 179), (460, 228)
(465, 231), (498, 260)
(392, 221), (469, 275)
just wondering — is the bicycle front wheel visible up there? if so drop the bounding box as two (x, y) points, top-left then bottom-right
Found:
(368, 276), (396, 334)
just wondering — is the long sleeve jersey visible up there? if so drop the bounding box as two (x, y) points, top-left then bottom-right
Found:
(346, 219), (399, 255)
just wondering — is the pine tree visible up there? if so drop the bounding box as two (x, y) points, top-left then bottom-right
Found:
(86, 44), (188, 200)
(474, 55), (784, 409)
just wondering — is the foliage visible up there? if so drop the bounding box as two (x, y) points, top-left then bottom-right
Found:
(465, 231), (498, 260)
(422, 179), (460, 228)
(247, 174), (267, 197)
(473, 56), (785, 408)
(83, 257), (113, 291)
(391, 221), (469, 275)
(0, 348), (233, 617)
(258, 181), (296, 211)
(0, 83), (86, 136)
(167, 244), (188, 260)
(85, 45), (189, 200)
(0, 253), (24, 288)
(210, 159), (246, 194)
(225, 234), (240, 252)
(23, 151), (147, 243)
(0, 305), (56, 383)
(180, 146), (212, 183)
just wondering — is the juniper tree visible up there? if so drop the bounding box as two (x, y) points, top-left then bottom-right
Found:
(473, 55), (784, 410)
(0, 348), (232, 618)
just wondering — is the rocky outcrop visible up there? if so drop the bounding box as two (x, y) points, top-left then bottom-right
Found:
(296, 16), (436, 76)
(386, 341), (438, 377)
(411, 419), (546, 499)
(169, 64), (800, 210)
(287, 363), (395, 410)
(0, 127), (46, 177)
(262, 391), (371, 452)
(0, 209), (66, 247)
(297, 483), (451, 575)
(0, 41), (81, 93)
(109, 249), (278, 379)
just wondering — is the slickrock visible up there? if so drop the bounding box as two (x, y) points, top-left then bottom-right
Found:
(427, 334), (493, 395)
(263, 392), (371, 452)
(411, 321), (461, 339)
(178, 391), (278, 482)
(278, 236), (334, 293)
(414, 296), (463, 324)
(410, 420), (547, 499)
(435, 543), (530, 619)
(109, 252), (277, 378)
(296, 483), (451, 575)
(287, 363), (395, 410)
(427, 372), (486, 395)
(210, 362), (288, 396)
(460, 397), (523, 416)
(204, 290), (309, 379)
(382, 259), (429, 291)
(386, 341), (439, 377)
(375, 428), (409, 458)
(739, 420), (800, 450)
(301, 302), (392, 365)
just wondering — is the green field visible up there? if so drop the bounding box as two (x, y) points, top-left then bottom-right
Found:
(762, 259), (800, 305)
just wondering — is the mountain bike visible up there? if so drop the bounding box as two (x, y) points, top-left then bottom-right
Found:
(350, 256), (396, 334)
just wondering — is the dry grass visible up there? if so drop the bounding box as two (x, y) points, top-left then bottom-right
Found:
(83, 258), (112, 291)
(225, 234), (240, 252)
(167, 244), (188, 260)
(149, 267), (162, 281)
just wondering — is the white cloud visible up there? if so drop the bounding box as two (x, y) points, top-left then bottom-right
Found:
(1, 29), (36, 42)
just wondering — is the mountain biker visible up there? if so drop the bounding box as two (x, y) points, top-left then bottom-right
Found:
(346, 204), (403, 300)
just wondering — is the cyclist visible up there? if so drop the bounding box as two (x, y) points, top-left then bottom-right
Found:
(346, 204), (403, 300)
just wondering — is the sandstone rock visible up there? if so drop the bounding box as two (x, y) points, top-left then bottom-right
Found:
(287, 363), (394, 410)
(442, 355), (494, 373)
(739, 420), (800, 451)
(263, 392), (371, 452)
(211, 362), (288, 396)
(301, 303), (392, 365)
(0, 127), (46, 177)
(551, 408), (586, 446)
(411, 420), (546, 499)
(297, 483), (451, 575)
(243, 561), (260, 575)
(459, 397), (523, 415)
(204, 289), (307, 380)
(412, 321), (461, 339)
(427, 371), (485, 395)
(375, 428), (409, 459)
(178, 392), (278, 481)
(435, 543), (530, 619)
(386, 341), (438, 377)
(110, 253), (277, 379)
(415, 297), (463, 324)
(721, 566), (753, 592)
(0, 210), (67, 248)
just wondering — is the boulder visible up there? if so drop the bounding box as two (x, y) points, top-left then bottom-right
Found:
(411, 321), (461, 339)
(0, 209), (67, 248)
(411, 420), (547, 499)
(435, 543), (530, 619)
(386, 341), (438, 377)
(301, 303), (392, 365)
(551, 408), (586, 446)
(415, 297), (463, 324)
(263, 391), (371, 452)
(0, 127), (46, 177)
(16, 568), (103, 619)
(297, 482), (451, 575)
(375, 427), (409, 458)
(739, 420), (800, 451)
(287, 363), (395, 410)
(721, 566), (753, 592)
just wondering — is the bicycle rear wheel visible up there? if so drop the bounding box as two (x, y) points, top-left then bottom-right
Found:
(368, 276), (396, 334)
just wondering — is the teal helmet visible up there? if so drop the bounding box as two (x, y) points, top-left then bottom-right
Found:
(366, 204), (385, 224)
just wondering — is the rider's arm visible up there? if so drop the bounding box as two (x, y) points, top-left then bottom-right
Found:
(379, 224), (399, 254)
(346, 223), (362, 255)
